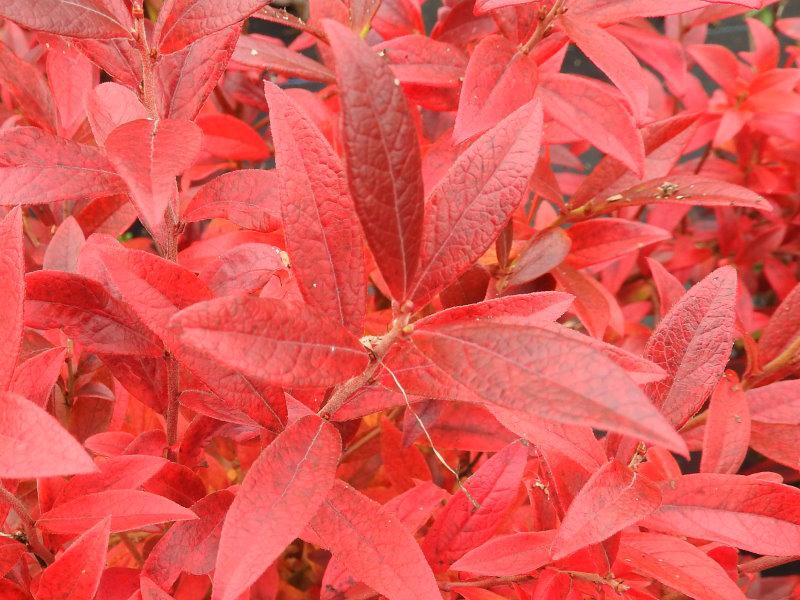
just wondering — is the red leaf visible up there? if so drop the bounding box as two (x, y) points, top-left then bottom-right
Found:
(647, 257), (685, 318)
(422, 440), (528, 571)
(182, 169), (282, 232)
(154, 0), (267, 53)
(412, 320), (686, 452)
(0, 42), (56, 132)
(454, 35), (538, 143)
(0, 0), (133, 38)
(143, 490), (234, 590)
(0, 537), (26, 578)
(551, 460), (662, 560)
(758, 280), (800, 371)
(42, 217), (85, 273)
(196, 114), (270, 161)
(700, 373), (751, 474)
(232, 34), (336, 83)
(506, 227), (572, 287)
(0, 128), (126, 205)
(35, 517), (110, 600)
(9, 346), (67, 408)
(451, 530), (556, 576)
(169, 296), (369, 388)
(324, 19), (425, 301)
(408, 98), (544, 306)
(0, 207), (23, 391)
(213, 416), (341, 600)
(264, 82), (366, 335)
(379, 416), (431, 491)
(56, 454), (168, 504)
(616, 531), (745, 600)
(198, 243), (285, 297)
(539, 73), (645, 176)
(644, 266), (737, 428)
(643, 473), (800, 556)
(565, 218), (670, 269)
(105, 118), (202, 229)
(306, 480), (440, 600)
(0, 392), (97, 478)
(25, 270), (163, 357)
(37, 489), (197, 535)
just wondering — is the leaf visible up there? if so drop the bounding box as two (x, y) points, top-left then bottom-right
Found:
(182, 169), (282, 232)
(451, 530), (556, 576)
(408, 98), (544, 306)
(422, 441), (527, 571)
(0, 537), (26, 578)
(700, 373), (750, 474)
(264, 82), (366, 335)
(232, 34), (336, 83)
(758, 280), (800, 370)
(25, 270), (163, 357)
(105, 118), (203, 229)
(157, 26), (240, 120)
(0, 0), (133, 38)
(306, 480), (440, 600)
(197, 114), (270, 161)
(747, 380), (800, 424)
(324, 19), (425, 302)
(0, 127), (127, 205)
(42, 217), (85, 273)
(506, 227), (572, 287)
(453, 35), (538, 143)
(565, 218), (670, 269)
(169, 295), (370, 388)
(154, 0), (268, 53)
(643, 473), (800, 556)
(198, 243), (285, 297)
(9, 346), (67, 408)
(0, 42), (56, 132)
(213, 416), (340, 600)
(551, 460), (662, 560)
(644, 266), (737, 428)
(412, 320), (686, 453)
(56, 454), (168, 504)
(647, 257), (685, 317)
(0, 392), (97, 478)
(539, 73), (645, 176)
(0, 207), (23, 392)
(144, 490), (234, 590)
(35, 517), (110, 600)
(37, 489), (197, 534)
(622, 535), (746, 600)
(86, 83), (149, 147)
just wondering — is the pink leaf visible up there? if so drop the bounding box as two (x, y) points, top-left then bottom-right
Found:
(0, 0), (132, 38)
(565, 218), (670, 269)
(700, 373), (751, 474)
(451, 530), (556, 576)
(0, 207), (23, 391)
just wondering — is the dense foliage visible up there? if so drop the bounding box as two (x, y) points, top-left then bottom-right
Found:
(1, 0), (800, 598)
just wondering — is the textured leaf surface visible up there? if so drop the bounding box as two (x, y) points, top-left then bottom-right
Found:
(551, 460), (662, 559)
(700, 374), (751, 474)
(565, 218), (670, 269)
(307, 481), (440, 600)
(265, 82), (365, 335)
(408, 98), (543, 306)
(169, 295), (369, 388)
(213, 416), (340, 600)
(35, 517), (110, 600)
(644, 266), (737, 427)
(0, 207), (23, 391)
(451, 530), (556, 576)
(0, 0), (132, 38)
(0, 392), (97, 478)
(324, 19), (424, 301)
(412, 321), (685, 452)
(0, 42), (56, 132)
(37, 489), (196, 534)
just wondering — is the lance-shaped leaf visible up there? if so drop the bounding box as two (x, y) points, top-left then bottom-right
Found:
(86, 83), (149, 147)
(700, 373), (750, 474)
(306, 481), (440, 600)
(0, 207), (23, 392)
(35, 517), (110, 600)
(324, 19), (424, 302)
(551, 460), (662, 560)
(0, 0), (132, 39)
(451, 530), (556, 576)
(565, 218), (670, 269)
(264, 82), (365, 335)
(37, 489), (196, 534)
(643, 473), (800, 556)
(213, 416), (340, 600)
(647, 257), (685, 317)
(506, 227), (572, 287)
(408, 98), (544, 307)
(56, 455), (168, 504)
(616, 532), (746, 600)
(0, 42), (56, 132)
(422, 441), (528, 571)
(25, 271), (163, 357)
(42, 216), (85, 273)
(105, 118), (202, 230)
(154, 0), (268, 53)
(644, 266), (737, 428)
(169, 296), (369, 388)
(418, 291), (573, 329)
(758, 281), (800, 370)
(454, 35), (538, 143)
(158, 26), (240, 120)
(182, 169), (282, 232)
(0, 392), (97, 478)
(0, 128), (127, 205)
(539, 73), (645, 176)
(232, 34), (335, 83)
(412, 321), (686, 453)
(9, 346), (67, 408)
